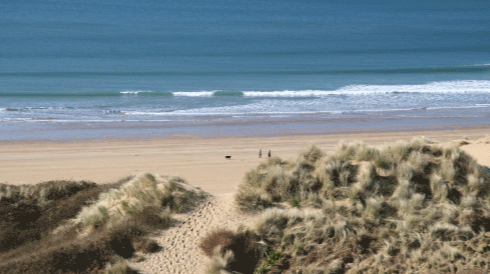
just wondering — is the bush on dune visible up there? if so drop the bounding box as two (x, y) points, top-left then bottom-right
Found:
(0, 179), (97, 205)
(200, 228), (264, 274)
(212, 137), (490, 273)
(0, 223), (142, 274)
(0, 173), (205, 274)
(235, 145), (324, 212)
(0, 178), (131, 255)
(71, 173), (202, 231)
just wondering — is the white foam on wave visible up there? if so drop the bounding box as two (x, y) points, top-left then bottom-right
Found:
(172, 91), (216, 97)
(168, 100), (339, 116)
(117, 80), (490, 98)
(336, 80), (490, 95)
(120, 90), (155, 95)
(231, 80), (490, 97)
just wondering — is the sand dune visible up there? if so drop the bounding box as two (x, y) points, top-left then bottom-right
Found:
(0, 128), (489, 273)
(130, 193), (256, 274)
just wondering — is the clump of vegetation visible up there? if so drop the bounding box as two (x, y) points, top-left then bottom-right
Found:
(104, 260), (139, 274)
(0, 179), (97, 205)
(254, 250), (286, 274)
(0, 173), (205, 274)
(209, 137), (490, 273)
(71, 173), (202, 232)
(200, 228), (264, 274)
(476, 136), (490, 144)
(0, 179), (122, 254)
(200, 229), (236, 258)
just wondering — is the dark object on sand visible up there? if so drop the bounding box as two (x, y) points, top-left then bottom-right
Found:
(225, 156), (232, 159)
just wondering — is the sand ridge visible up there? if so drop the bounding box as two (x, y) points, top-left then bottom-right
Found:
(131, 193), (256, 274)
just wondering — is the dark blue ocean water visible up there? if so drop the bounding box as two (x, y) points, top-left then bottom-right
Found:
(1, 0), (489, 140)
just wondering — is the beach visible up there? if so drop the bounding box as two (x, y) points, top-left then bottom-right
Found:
(1, 127), (490, 273)
(2, 0), (490, 272)
(2, 127), (489, 194)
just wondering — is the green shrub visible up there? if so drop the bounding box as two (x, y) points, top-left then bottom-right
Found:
(288, 199), (300, 208)
(254, 249), (285, 274)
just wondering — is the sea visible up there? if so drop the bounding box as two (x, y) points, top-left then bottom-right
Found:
(1, 0), (489, 141)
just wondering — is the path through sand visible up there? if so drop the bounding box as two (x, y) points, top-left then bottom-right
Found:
(131, 193), (256, 274)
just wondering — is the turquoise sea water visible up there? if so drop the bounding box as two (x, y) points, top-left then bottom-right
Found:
(1, 0), (489, 140)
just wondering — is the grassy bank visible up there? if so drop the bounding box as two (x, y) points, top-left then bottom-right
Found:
(0, 173), (205, 274)
(202, 137), (490, 273)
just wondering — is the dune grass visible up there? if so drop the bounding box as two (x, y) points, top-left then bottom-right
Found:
(0, 179), (97, 205)
(71, 173), (202, 232)
(0, 178), (123, 254)
(203, 138), (490, 273)
(0, 173), (205, 274)
(200, 227), (265, 274)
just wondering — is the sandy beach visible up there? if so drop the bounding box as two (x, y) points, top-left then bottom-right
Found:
(1, 128), (490, 273)
(1, 127), (489, 193)
(2, 0), (489, 272)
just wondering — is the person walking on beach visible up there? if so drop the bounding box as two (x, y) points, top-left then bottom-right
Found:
(258, 149), (262, 158)
(268, 150), (271, 158)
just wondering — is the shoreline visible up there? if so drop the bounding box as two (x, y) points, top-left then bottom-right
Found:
(1, 111), (489, 141)
(2, 123), (490, 144)
(1, 127), (489, 195)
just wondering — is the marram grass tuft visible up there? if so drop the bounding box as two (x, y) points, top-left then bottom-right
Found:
(220, 138), (490, 273)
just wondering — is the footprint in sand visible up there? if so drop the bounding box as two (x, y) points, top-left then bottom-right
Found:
(130, 193), (255, 274)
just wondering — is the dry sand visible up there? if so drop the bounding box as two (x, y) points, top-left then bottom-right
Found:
(1, 128), (489, 191)
(1, 128), (489, 273)
(130, 193), (256, 274)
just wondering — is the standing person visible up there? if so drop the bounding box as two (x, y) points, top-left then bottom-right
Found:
(268, 150), (271, 158)
(258, 149), (262, 158)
